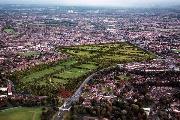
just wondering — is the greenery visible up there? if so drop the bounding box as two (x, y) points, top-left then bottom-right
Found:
(2, 25), (15, 33)
(0, 107), (42, 120)
(18, 51), (41, 57)
(77, 63), (97, 70)
(4, 29), (15, 33)
(64, 49), (97, 57)
(21, 59), (78, 82)
(67, 98), (147, 120)
(172, 49), (180, 53)
(8, 42), (156, 100)
(54, 68), (91, 79)
(41, 107), (58, 120)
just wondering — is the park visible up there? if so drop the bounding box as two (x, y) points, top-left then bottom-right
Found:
(10, 42), (155, 98)
(0, 107), (42, 120)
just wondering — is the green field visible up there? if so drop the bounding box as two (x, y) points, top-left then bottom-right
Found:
(64, 49), (96, 57)
(50, 78), (67, 84)
(18, 51), (41, 57)
(3, 28), (15, 34)
(0, 107), (42, 120)
(13, 42), (155, 97)
(101, 54), (130, 61)
(54, 68), (90, 79)
(22, 59), (78, 82)
(172, 49), (180, 53)
(77, 63), (97, 70)
(69, 43), (120, 52)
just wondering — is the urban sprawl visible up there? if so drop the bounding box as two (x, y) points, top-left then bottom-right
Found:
(0, 5), (179, 120)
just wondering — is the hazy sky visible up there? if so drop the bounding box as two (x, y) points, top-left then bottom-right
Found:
(1, 0), (180, 7)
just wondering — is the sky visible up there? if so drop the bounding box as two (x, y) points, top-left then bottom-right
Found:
(0, 0), (180, 7)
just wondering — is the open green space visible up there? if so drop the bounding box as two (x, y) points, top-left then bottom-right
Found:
(50, 78), (67, 84)
(54, 68), (90, 79)
(65, 43), (120, 52)
(77, 63), (98, 70)
(172, 49), (180, 53)
(0, 107), (42, 120)
(38, 62), (98, 85)
(3, 28), (15, 34)
(22, 59), (78, 82)
(18, 51), (41, 57)
(11, 42), (155, 98)
(100, 54), (131, 61)
(63, 49), (97, 57)
(60, 59), (78, 66)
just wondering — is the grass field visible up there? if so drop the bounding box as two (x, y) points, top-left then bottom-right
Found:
(54, 68), (90, 79)
(101, 54), (130, 61)
(0, 107), (42, 120)
(67, 43), (120, 52)
(36, 62), (98, 85)
(3, 28), (15, 34)
(63, 49), (97, 58)
(172, 49), (180, 53)
(19, 51), (40, 57)
(22, 59), (78, 82)
(77, 63), (97, 70)
(50, 78), (67, 84)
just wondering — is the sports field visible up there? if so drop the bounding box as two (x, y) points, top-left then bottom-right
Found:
(0, 107), (42, 120)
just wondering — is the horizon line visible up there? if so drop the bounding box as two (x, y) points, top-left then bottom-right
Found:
(0, 3), (180, 9)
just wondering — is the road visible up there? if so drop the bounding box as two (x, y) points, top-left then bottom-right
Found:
(54, 72), (97, 120)
(54, 41), (179, 120)
(54, 66), (115, 120)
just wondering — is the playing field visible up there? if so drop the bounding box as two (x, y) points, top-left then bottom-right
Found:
(0, 107), (42, 120)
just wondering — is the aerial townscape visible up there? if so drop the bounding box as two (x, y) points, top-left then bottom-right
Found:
(0, 2), (179, 120)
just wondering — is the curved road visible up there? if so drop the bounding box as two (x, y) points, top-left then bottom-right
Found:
(54, 67), (115, 120)
(54, 41), (179, 120)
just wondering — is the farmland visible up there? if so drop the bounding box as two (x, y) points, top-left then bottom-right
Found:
(0, 107), (42, 120)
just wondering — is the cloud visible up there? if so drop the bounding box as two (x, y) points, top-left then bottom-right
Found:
(0, 0), (180, 7)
